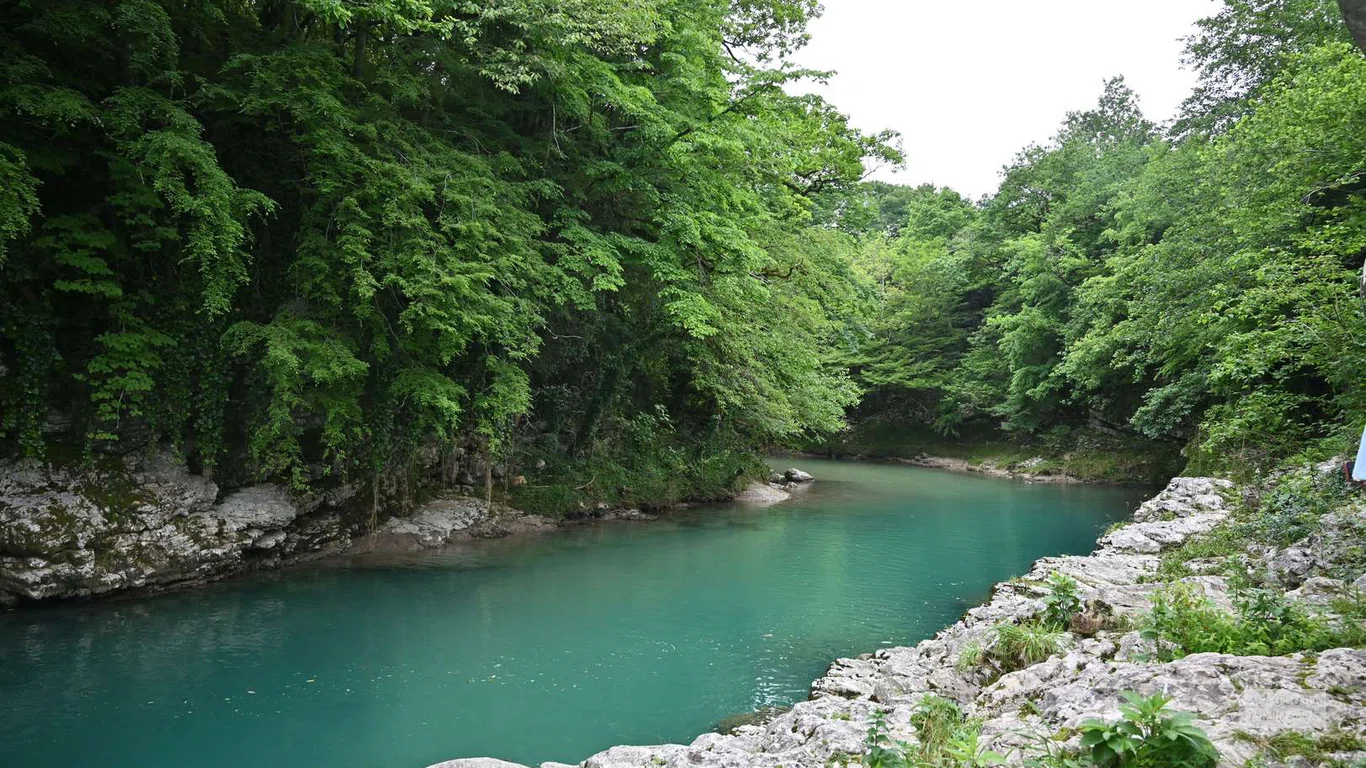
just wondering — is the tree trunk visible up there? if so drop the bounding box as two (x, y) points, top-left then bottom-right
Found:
(1342, 0), (1366, 53)
(484, 458), (493, 511)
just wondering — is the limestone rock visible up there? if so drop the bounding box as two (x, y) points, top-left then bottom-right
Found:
(1286, 576), (1346, 606)
(1132, 477), (1234, 523)
(427, 759), (531, 768)
(1269, 544), (1317, 588)
(1266, 507), (1366, 586)
(214, 486), (298, 531)
(0, 452), (556, 601)
(783, 468), (814, 483)
(982, 652), (1365, 766)
(371, 496), (490, 548)
(735, 482), (790, 505)
(1099, 511), (1228, 554)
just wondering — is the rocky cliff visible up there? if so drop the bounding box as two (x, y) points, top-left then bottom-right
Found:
(0, 451), (559, 604)
(433, 476), (1366, 768)
(0, 453), (796, 605)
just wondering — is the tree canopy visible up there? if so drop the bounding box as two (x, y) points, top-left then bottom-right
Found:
(3, 0), (1363, 498)
(841, 1), (1366, 475)
(0, 0), (895, 495)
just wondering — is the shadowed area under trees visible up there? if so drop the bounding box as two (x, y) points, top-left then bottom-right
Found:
(3, 0), (1366, 509)
(0, 0), (896, 509)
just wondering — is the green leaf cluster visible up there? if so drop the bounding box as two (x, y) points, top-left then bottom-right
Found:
(1140, 582), (1363, 661)
(0, 0), (894, 491)
(835, 0), (1366, 476)
(1077, 692), (1218, 768)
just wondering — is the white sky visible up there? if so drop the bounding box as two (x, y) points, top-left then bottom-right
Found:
(792, 0), (1220, 198)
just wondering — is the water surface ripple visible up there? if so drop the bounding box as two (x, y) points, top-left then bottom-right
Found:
(0, 459), (1147, 768)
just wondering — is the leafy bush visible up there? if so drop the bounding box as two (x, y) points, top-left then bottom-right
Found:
(859, 699), (1003, 768)
(1141, 583), (1357, 660)
(1077, 692), (1218, 768)
(508, 437), (764, 517)
(862, 709), (905, 768)
(1241, 470), (1352, 548)
(1141, 583), (1240, 660)
(1042, 572), (1083, 630)
(1232, 590), (1333, 656)
(908, 695), (965, 761)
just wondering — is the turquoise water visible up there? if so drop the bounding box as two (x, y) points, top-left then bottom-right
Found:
(0, 459), (1147, 768)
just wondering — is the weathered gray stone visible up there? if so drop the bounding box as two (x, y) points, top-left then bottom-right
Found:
(214, 486), (298, 531)
(1, 452), (554, 601)
(1287, 576), (1346, 606)
(427, 759), (531, 768)
(1269, 544), (1317, 587)
(735, 482), (790, 505)
(1099, 512), (1228, 554)
(371, 496), (490, 548)
(1132, 477), (1234, 523)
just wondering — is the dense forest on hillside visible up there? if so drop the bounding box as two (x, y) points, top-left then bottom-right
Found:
(0, 0), (896, 508)
(832, 0), (1366, 479)
(1, 0), (1364, 509)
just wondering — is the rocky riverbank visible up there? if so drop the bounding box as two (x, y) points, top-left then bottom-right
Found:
(895, 455), (1088, 484)
(0, 452), (813, 605)
(432, 475), (1366, 768)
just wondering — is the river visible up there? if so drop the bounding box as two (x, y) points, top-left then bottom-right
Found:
(0, 459), (1148, 768)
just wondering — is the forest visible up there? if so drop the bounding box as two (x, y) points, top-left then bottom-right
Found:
(1, 0), (1364, 511)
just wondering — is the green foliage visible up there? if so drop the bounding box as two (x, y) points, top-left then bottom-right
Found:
(857, 700), (1003, 768)
(1175, 0), (1349, 135)
(1236, 728), (1366, 765)
(1041, 572), (1083, 630)
(959, 622), (1064, 680)
(0, 0), (893, 497)
(1242, 469), (1353, 548)
(1141, 582), (1362, 661)
(955, 642), (986, 675)
(823, 2), (1366, 477)
(863, 709), (904, 768)
(1077, 692), (1218, 768)
(5, 0), (1364, 505)
(991, 622), (1066, 673)
(509, 417), (764, 517)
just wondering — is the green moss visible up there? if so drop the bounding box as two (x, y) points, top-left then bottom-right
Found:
(1236, 729), (1366, 763)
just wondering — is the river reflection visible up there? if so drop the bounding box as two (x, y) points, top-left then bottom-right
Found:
(1, 460), (1147, 768)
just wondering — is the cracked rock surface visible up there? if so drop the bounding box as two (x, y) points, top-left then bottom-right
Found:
(0, 452), (547, 603)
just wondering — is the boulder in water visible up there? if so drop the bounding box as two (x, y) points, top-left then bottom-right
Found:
(427, 760), (531, 768)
